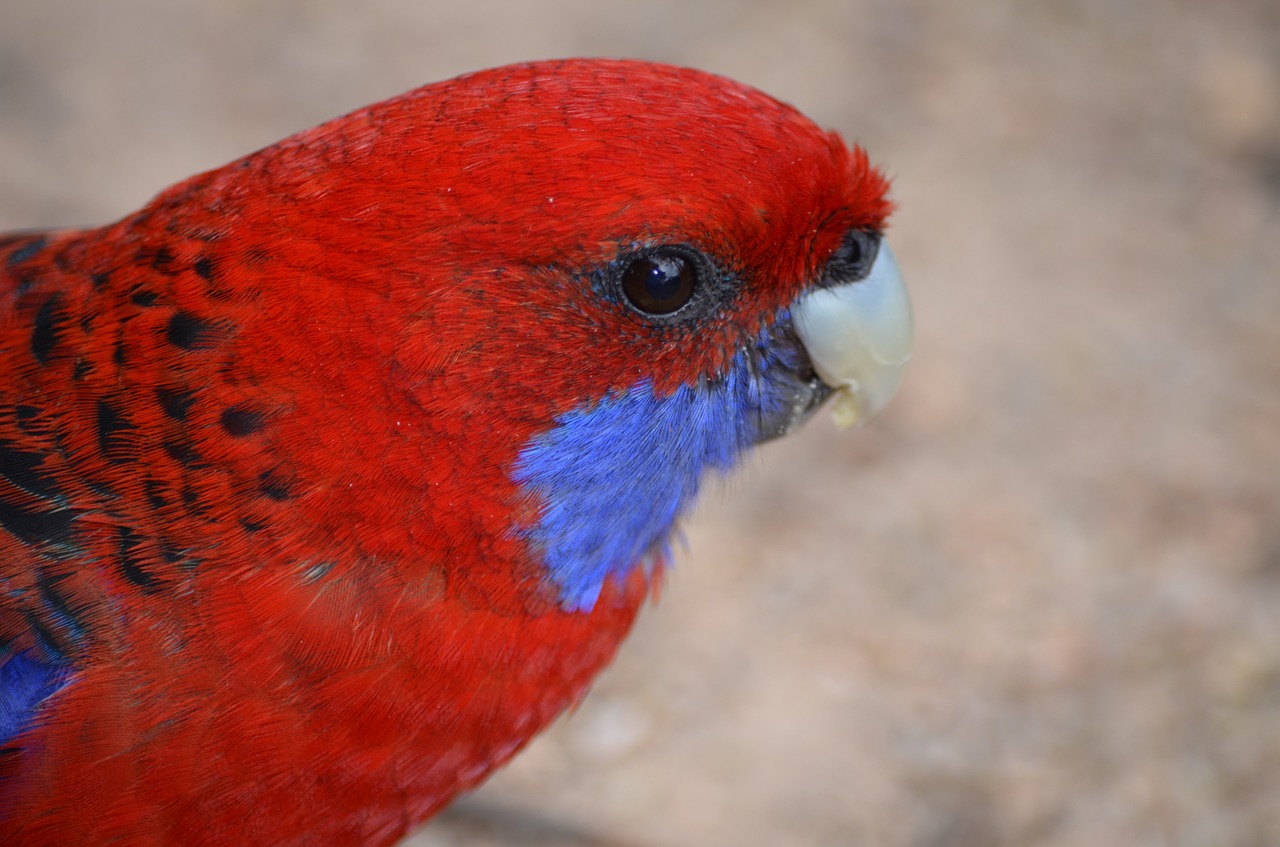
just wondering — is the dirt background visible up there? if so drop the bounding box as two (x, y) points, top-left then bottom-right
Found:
(3, 2), (1278, 845)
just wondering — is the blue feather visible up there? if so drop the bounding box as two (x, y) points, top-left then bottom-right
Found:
(0, 649), (69, 747)
(513, 323), (806, 611)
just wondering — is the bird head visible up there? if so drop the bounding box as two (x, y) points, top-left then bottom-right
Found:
(140, 59), (912, 610)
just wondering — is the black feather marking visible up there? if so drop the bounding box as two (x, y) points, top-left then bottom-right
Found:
(30, 293), (63, 364)
(160, 540), (200, 572)
(21, 610), (70, 665)
(117, 526), (161, 592)
(167, 312), (221, 350)
(156, 387), (197, 421)
(0, 494), (75, 549)
(96, 399), (136, 463)
(193, 256), (216, 281)
(160, 539), (188, 563)
(180, 484), (215, 520)
(6, 236), (47, 267)
(143, 245), (176, 274)
(144, 478), (169, 511)
(83, 476), (116, 499)
(163, 439), (202, 468)
(220, 407), (265, 437)
(35, 568), (87, 646)
(258, 467), (293, 501)
(0, 439), (65, 502)
(14, 406), (41, 438)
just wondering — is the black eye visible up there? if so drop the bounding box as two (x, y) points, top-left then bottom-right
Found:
(825, 229), (880, 285)
(620, 250), (698, 315)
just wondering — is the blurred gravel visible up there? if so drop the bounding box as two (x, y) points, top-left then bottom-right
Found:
(3, 2), (1278, 845)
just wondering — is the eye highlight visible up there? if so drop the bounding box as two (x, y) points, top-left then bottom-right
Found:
(620, 248), (699, 315)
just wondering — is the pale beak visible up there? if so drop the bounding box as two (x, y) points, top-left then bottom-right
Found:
(793, 242), (913, 428)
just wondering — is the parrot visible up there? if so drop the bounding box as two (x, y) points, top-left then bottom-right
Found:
(0, 59), (911, 845)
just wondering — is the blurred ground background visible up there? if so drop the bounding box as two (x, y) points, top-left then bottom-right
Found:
(3, 1), (1278, 845)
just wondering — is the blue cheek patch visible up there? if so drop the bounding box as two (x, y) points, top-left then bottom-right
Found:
(512, 338), (800, 612)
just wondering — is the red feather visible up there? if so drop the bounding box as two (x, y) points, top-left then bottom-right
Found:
(0, 59), (890, 844)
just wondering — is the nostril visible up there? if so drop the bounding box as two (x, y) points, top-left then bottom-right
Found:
(822, 228), (880, 286)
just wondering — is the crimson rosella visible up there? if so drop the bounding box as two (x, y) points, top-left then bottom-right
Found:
(0, 59), (912, 845)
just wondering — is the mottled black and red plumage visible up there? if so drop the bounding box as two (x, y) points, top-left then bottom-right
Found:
(0, 60), (903, 845)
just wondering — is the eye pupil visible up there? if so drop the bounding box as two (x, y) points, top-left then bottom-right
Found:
(843, 238), (863, 267)
(621, 251), (697, 315)
(643, 257), (684, 300)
